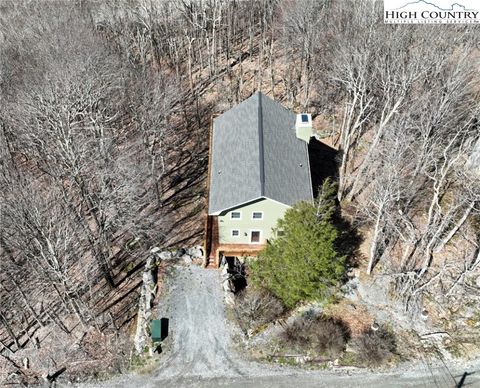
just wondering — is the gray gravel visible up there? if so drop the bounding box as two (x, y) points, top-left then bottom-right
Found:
(153, 264), (293, 381)
(80, 264), (480, 388)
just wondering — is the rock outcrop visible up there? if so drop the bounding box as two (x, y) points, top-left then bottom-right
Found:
(134, 251), (158, 354)
(134, 245), (205, 355)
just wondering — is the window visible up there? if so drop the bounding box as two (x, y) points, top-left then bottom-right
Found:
(252, 211), (263, 220)
(231, 229), (240, 237)
(277, 230), (285, 237)
(301, 114), (309, 123)
(231, 211), (241, 219)
(250, 230), (261, 243)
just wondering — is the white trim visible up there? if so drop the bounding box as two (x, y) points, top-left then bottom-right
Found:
(251, 211), (263, 220)
(230, 211), (242, 220)
(209, 196), (293, 216)
(260, 196), (301, 208)
(249, 229), (262, 244)
(210, 197), (263, 216)
(231, 229), (240, 237)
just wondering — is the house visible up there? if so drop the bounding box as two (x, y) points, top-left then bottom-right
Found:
(206, 92), (315, 266)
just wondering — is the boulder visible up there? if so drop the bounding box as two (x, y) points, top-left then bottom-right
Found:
(342, 278), (359, 301)
(295, 356), (310, 364)
(301, 305), (323, 320)
(221, 265), (229, 278)
(187, 246), (204, 259)
(150, 247), (161, 255)
(222, 279), (234, 293)
(134, 254), (158, 354)
(181, 254), (193, 264)
(157, 251), (173, 261)
(224, 292), (235, 306)
(173, 248), (186, 258)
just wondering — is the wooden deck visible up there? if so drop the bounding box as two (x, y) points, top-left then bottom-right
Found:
(203, 114), (265, 268)
(205, 215), (265, 268)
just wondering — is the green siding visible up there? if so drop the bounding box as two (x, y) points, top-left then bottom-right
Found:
(296, 126), (313, 143)
(218, 198), (289, 244)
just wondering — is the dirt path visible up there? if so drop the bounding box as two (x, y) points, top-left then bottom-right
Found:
(82, 264), (480, 388)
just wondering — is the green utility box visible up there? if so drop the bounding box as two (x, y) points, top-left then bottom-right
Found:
(151, 319), (162, 343)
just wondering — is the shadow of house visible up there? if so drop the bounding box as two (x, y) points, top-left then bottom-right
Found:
(308, 138), (362, 268)
(308, 138), (338, 198)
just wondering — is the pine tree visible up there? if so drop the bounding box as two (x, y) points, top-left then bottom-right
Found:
(250, 179), (346, 308)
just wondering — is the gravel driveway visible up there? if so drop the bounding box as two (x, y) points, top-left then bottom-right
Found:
(82, 264), (480, 388)
(153, 264), (272, 380)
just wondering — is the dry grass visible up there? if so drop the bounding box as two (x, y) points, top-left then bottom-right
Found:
(324, 299), (374, 338)
(351, 325), (397, 367)
(280, 315), (350, 359)
(233, 288), (285, 335)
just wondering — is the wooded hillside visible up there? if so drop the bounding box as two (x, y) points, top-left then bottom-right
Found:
(0, 0), (479, 384)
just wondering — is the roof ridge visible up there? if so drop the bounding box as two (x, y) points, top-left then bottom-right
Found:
(208, 92), (313, 215)
(258, 92), (265, 196)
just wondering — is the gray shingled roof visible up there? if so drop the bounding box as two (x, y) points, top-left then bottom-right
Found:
(208, 92), (313, 215)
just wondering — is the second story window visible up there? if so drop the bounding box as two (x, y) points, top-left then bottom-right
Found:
(252, 211), (263, 220)
(231, 211), (241, 219)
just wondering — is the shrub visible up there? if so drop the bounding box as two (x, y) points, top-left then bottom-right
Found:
(281, 316), (311, 347)
(281, 315), (349, 358)
(353, 325), (396, 366)
(250, 179), (347, 308)
(233, 288), (285, 334)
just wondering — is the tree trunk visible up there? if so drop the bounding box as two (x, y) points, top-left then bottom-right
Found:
(434, 201), (475, 253)
(367, 204), (384, 275)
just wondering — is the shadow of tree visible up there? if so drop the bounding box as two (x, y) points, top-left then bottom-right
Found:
(157, 96), (214, 248)
(334, 214), (363, 270)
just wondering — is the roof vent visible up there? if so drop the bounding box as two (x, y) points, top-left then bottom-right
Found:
(295, 113), (313, 143)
